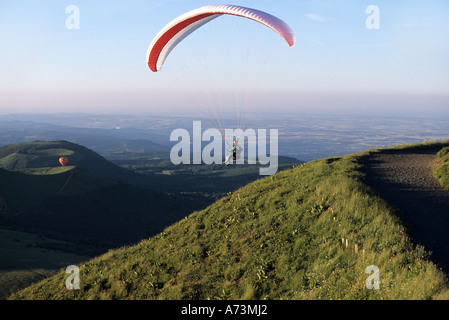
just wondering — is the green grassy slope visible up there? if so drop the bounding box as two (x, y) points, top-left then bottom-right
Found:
(11, 144), (449, 300)
(434, 146), (449, 190)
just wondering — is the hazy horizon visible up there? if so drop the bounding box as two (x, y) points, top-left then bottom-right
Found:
(1, 0), (448, 115)
(1, 110), (448, 163)
(1, 91), (448, 117)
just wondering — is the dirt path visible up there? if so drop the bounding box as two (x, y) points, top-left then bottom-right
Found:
(360, 147), (449, 273)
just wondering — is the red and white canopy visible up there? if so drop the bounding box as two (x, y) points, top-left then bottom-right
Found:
(147, 4), (296, 72)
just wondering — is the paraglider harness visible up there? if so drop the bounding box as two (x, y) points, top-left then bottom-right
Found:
(229, 139), (239, 160)
(224, 139), (240, 165)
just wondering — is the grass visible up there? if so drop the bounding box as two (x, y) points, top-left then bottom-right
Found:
(15, 166), (74, 175)
(0, 142), (74, 170)
(434, 146), (449, 190)
(10, 145), (449, 300)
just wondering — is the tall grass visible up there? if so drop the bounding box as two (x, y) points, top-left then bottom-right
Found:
(10, 150), (449, 300)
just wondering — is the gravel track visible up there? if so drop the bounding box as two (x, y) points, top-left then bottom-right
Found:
(361, 147), (449, 273)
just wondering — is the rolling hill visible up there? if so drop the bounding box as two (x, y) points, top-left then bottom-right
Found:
(10, 141), (449, 300)
(0, 140), (203, 249)
(0, 140), (202, 298)
(0, 140), (140, 182)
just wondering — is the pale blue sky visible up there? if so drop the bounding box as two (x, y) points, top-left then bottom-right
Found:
(0, 0), (448, 115)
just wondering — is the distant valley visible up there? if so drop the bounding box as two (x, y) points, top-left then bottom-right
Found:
(1, 111), (448, 162)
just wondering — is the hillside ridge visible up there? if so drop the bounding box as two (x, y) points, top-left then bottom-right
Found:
(9, 141), (449, 300)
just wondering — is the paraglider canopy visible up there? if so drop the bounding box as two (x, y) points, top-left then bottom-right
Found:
(147, 4), (296, 72)
(59, 157), (68, 166)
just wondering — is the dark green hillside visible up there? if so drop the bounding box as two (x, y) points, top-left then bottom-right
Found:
(0, 228), (91, 300)
(0, 141), (203, 249)
(0, 166), (198, 253)
(0, 141), (139, 183)
(0, 141), (202, 298)
(11, 143), (449, 300)
(0, 167), (72, 215)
